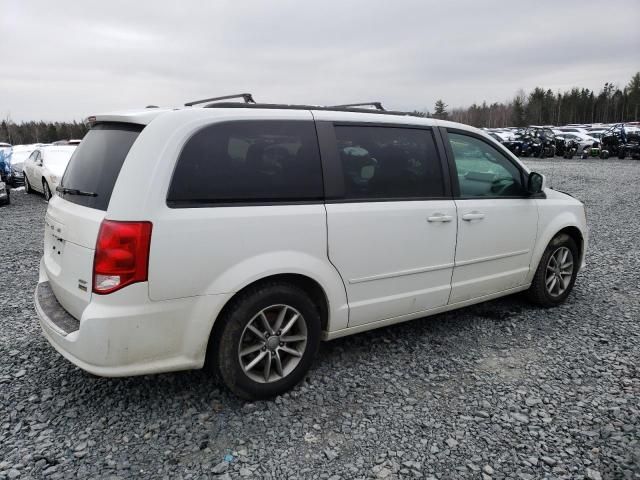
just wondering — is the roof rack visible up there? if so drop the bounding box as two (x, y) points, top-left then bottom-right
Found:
(185, 93), (256, 107)
(330, 102), (385, 111)
(203, 102), (419, 117)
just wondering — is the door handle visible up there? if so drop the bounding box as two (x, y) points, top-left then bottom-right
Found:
(427, 214), (453, 223)
(462, 212), (485, 221)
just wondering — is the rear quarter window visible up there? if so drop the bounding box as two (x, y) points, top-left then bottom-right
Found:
(59, 123), (143, 211)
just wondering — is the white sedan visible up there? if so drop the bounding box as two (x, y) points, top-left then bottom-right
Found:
(23, 145), (77, 200)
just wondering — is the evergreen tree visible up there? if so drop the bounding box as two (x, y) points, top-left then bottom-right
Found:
(433, 100), (448, 119)
(511, 97), (526, 126)
(627, 72), (640, 121)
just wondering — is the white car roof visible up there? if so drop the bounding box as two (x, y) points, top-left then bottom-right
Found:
(40, 145), (77, 155)
(12, 144), (38, 152)
(89, 105), (481, 133)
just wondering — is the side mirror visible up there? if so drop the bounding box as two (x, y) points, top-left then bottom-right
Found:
(527, 171), (544, 195)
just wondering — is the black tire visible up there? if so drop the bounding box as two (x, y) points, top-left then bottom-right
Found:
(24, 175), (32, 193)
(211, 282), (321, 400)
(43, 180), (52, 200)
(600, 151), (609, 160)
(618, 150), (626, 160)
(527, 233), (579, 307)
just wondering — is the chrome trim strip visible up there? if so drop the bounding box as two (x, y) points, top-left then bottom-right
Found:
(349, 262), (455, 284)
(454, 249), (530, 267)
(348, 249), (530, 284)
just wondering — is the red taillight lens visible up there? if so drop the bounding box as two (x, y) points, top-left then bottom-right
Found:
(93, 220), (152, 294)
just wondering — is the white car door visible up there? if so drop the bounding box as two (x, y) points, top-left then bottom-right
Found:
(321, 123), (457, 327)
(24, 150), (39, 190)
(34, 150), (46, 192)
(444, 130), (538, 303)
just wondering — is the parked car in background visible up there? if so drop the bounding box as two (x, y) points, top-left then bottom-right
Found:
(503, 127), (555, 157)
(52, 139), (82, 146)
(34, 97), (588, 399)
(557, 132), (598, 157)
(23, 145), (77, 199)
(600, 124), (640, 159)
(5, 144), (37, 187)
(0, 143), (12, 183)
(556, 127), (588, 135)
(588, 132), (604, 140)
(0, 181), (9, 206)
(487, 132), (506, 143)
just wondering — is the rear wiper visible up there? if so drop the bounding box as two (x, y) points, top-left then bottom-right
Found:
(56, 186), (98, 197)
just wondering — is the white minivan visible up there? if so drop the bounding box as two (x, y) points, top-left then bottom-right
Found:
(35, 97), (587, 399)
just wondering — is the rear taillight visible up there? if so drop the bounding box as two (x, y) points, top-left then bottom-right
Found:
(93, 220), (152, 294)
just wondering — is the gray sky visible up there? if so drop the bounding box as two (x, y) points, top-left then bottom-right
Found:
(1, 0), (639, 121)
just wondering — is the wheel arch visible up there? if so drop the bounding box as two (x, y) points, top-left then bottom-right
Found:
(556, 225), (584, 265)
(204, 273), (335, 370)
(527, 208), (587, 285)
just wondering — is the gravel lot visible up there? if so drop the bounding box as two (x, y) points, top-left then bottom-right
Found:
(1, 159), (639, 480)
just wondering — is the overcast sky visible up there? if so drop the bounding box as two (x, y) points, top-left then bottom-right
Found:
(1, 0), (639, 121)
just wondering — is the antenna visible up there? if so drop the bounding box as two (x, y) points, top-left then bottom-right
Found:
(185, 93), (256, 107)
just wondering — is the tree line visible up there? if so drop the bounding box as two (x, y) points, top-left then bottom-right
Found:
(0, 120), (88, 145)
(429, 71), (640, 128)
(1, 72), (639, 142)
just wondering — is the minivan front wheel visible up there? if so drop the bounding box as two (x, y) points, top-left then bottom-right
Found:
(212, 282), (321, 399)
(527, 233), (579, 307)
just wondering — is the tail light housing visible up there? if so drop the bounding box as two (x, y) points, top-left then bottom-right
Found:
(93, 220), (152, 294)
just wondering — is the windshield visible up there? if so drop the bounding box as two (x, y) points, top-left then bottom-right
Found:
(60, 123), (143, 211)
(9, 150), (34, 165)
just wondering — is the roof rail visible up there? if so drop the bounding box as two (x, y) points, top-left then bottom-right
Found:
(185, 93), (256, 107)
(203, 102), (420, 117)
(330, 102), (385, 111)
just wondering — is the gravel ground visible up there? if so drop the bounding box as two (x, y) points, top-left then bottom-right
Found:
(1, 159), (639, 480)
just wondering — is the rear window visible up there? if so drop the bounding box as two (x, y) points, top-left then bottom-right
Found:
(59, 123), (143, 211)
(167, 120), (323, 206)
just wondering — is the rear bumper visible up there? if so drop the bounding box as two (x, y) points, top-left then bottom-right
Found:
(35, 261), (232, 377)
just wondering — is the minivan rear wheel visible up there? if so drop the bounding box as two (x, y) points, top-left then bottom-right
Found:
(211, 282), (321, 400)
(527, 233), (579, 307)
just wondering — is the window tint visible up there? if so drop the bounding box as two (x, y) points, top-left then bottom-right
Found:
(60, 123), (143, 211)
(448, 132), (525, 198)
(334, 126), (444, 200)
(168, 121), (323, 205)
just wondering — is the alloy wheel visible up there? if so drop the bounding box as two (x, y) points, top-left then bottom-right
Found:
(238, 304), (308, 383)
(545, 247), (574, 297)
